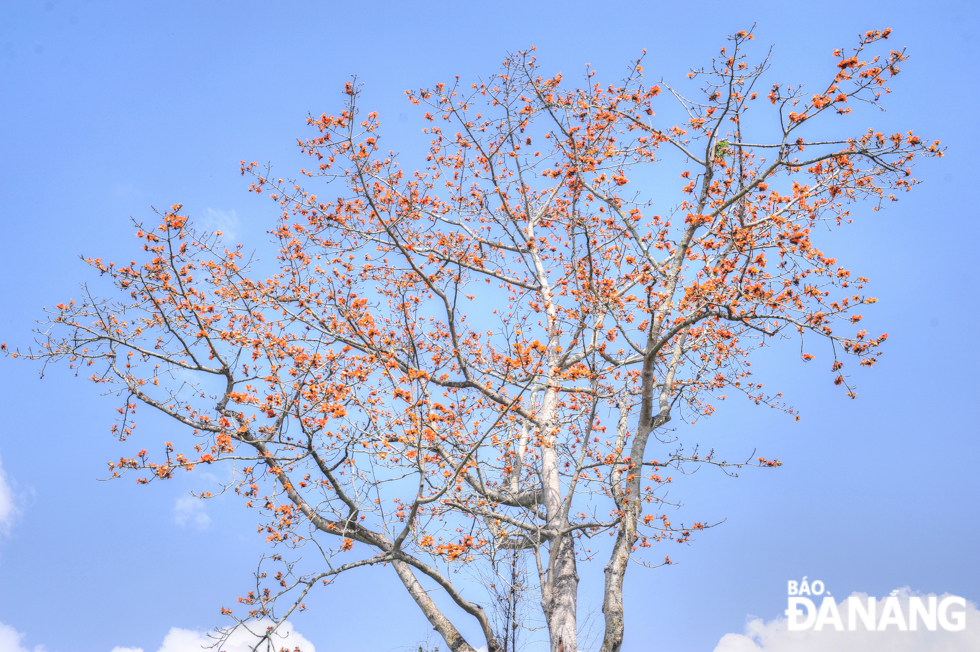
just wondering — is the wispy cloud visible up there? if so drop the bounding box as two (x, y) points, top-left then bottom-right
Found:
(714, 588), (979, 652)
(173, 495), (211, 529)
(198, 207), (240, 241)
(113, 183), (142, 200)
(0, 456), (18, 536)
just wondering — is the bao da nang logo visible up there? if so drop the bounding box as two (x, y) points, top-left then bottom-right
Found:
(786, 578), (967, 632)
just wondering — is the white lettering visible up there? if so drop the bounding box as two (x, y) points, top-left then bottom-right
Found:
(878, 596), (908, 631)
(788, 580), (799, 596)
(811, 580), (825, 596)
(939, 596), (966, 632)
(909, 596), (937, 631)
(814, 597), (843, 631)
(847, 596), (876, 631)
(786, 597), (817, 631)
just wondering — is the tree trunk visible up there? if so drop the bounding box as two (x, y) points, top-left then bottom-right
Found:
(538, 382), (579, 652)
(599, 517), (635, 652)
(543, 534), (579, 652)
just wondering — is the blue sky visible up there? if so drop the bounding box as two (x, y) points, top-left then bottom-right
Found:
(1, 1), (978, 651)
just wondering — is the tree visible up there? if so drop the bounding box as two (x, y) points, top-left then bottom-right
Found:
(7, 28), (942, 652)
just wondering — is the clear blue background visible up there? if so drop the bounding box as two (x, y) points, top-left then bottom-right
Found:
(1, 1), (977, 650)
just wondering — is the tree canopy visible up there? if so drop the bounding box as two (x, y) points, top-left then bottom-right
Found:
(7, 27), (942, 652)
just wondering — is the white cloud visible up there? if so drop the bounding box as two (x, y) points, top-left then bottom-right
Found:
(174, 495), (211, 529)
(0, 621), (45, 652)
(1, 619), (314, 652)
(151, 620), (315, 652)
(0, 456), (18, 535)
(714, 588), (980, 652)
(198, 208), (240, 241)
